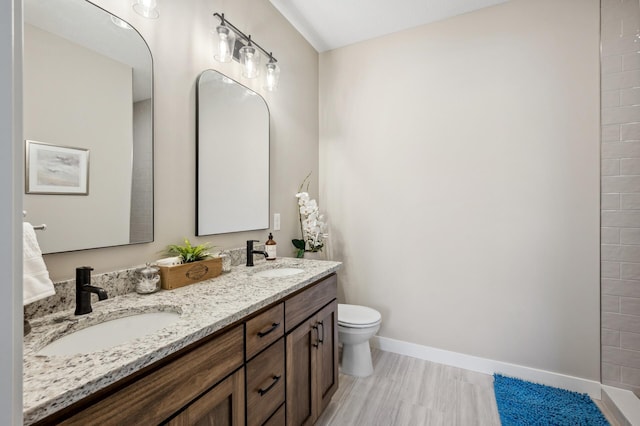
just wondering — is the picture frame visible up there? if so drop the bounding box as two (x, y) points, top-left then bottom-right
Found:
(25, 140), (90, 195)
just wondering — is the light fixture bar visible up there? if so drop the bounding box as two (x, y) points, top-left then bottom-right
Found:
(213, 13), (278, 63)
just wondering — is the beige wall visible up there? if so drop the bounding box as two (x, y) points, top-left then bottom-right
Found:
(24, 24), (133, 253)
(39, 0), (319, 280)
(320, 0), (601, 380)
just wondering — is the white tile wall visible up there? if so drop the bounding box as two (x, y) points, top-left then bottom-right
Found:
(602, 141), (640, 158)
(603, 278), (640, 296)
(603, 193), (622, 209)
(621, 228), (640, 244)
(605, 328), (623, 346)
(603, 159), (622, 175)
(601, 0), (640, 393)
(621, 193), (640, 209)
(603, 362), (622, 381)
(621, 331), (640, 350)
(620, 264), (640, 280)
(620, 158), (640, 174)
(620, 87), (640, 105)
(603, 227), (622, 244)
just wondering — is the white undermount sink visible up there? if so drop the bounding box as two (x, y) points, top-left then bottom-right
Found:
(37, 311), (181, 356)
(254, 267), (304, 278)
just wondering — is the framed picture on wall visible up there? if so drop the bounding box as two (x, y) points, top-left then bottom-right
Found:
(25, 140), (90, 195)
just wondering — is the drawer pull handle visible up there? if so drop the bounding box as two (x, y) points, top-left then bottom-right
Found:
(258, 375), (281, 396)
(312, 324), (319, 348)
(257, 322), (281, 338)
(318, 320), (325, 344)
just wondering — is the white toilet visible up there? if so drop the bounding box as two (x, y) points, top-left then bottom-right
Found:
(337, 304), (382, 377)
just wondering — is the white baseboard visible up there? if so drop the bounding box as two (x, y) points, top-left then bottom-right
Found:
(371, 336), (602, 400)
(602, 385), (640, 426)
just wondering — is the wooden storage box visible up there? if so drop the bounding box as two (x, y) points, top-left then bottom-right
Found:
(159, 257), (222, 290)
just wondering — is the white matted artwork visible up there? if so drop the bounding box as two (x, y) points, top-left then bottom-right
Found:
(26, 140), (90, 195)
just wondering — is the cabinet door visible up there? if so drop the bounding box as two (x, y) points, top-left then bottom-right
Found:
(315, 300), (339, 414)
(285, 319), (317, 426)
(167, 368), (245, 426)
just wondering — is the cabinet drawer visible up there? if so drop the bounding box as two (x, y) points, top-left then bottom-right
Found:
(285, 274), (337, 332)
(246, 338), (285, 426)
(246, 303), (284, 360)
(60, 325), (244, 425)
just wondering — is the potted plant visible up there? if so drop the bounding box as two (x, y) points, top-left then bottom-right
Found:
(167, 238), (213, 263)
(292, 173), (329, 259)
(158, 238), (222, 290)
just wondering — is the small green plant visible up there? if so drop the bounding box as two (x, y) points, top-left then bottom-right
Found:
(166, 238), (213, 263)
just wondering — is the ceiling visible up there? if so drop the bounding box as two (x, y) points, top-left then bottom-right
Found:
(269, 0), (511, 52)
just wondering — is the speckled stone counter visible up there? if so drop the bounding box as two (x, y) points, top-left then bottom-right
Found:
(23, 257), (341, 425)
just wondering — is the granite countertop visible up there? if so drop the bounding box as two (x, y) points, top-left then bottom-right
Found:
(23, 257), (342, 425)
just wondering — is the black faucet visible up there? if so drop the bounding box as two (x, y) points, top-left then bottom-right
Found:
(246, 240), (269, 267)
(75, 266), (108, 315)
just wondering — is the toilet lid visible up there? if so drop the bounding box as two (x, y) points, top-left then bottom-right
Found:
(338, 304), (381, 327)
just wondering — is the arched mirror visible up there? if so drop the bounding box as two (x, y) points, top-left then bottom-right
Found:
(23, 0), (154, 253)
(196, 70), (269, 235)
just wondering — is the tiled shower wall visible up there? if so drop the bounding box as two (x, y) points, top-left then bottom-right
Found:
(601, 0), (640, 393)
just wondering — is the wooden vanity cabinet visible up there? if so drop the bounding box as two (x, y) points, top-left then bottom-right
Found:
(35, 273), (338, 426)
(50, 325), (244, 426)
(285, 276), (338, 426)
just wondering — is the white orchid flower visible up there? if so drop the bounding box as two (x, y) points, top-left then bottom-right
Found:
(294, 176), (328, 254)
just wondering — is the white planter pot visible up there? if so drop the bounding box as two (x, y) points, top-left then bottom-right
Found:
(303, 251), (325, 260)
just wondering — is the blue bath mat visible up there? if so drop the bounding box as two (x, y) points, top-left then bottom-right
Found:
(493, 374), (609, 425)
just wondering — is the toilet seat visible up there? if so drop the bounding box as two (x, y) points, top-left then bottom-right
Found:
(338, 304), (381, 329)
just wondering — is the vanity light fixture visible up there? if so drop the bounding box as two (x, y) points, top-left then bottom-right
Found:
(133, 0), (159, 19)
(213, 13), (280, 90)
(264, 54), (280, 91)
(239, 36), (260, 79)
(214, 21), (235, 63)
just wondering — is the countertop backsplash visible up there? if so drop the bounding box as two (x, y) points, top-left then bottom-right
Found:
(24, 244), (266, 321)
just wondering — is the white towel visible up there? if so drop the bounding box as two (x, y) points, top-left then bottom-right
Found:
(23, 222), (55, 305)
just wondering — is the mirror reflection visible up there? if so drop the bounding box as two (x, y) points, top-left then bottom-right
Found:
(196, 70), (269, 235)
(23, 0), (153, 253)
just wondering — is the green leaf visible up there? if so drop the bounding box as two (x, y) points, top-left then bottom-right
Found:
(166, 238), (214, 263)
(292, 239), (306, 250)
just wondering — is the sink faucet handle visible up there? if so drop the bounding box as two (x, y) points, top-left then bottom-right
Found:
(75, 266), (94, 287)
(76, 266), (94, 272)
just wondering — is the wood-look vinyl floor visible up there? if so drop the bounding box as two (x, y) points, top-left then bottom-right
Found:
(316, 349), (619, 426)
